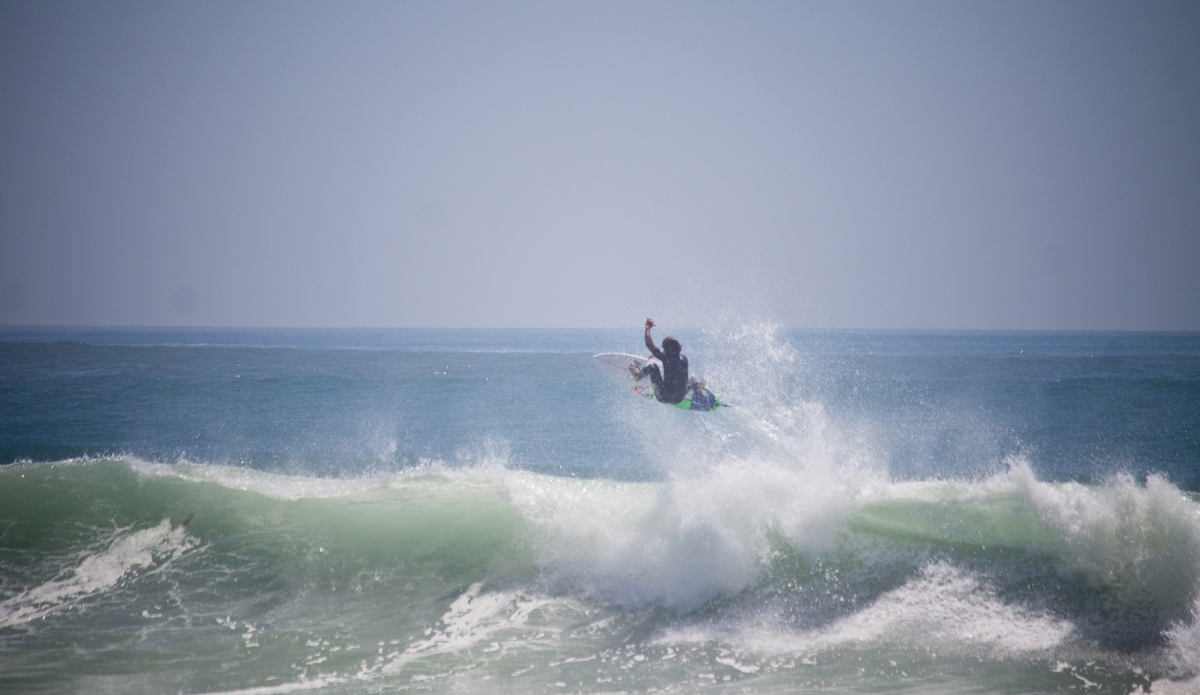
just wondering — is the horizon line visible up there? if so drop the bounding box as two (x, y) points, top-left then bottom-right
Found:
(2, 324), (1199, 335)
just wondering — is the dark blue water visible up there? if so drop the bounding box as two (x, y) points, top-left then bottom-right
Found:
(3, 327), (1196, 485)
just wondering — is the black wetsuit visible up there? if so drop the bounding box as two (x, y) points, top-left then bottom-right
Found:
(637, 348), (689, 404)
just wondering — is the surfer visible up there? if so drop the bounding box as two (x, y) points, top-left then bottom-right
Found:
(629, 318), (690, 404)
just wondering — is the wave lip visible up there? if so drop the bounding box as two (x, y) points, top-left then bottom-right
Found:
(131, 457), (388, 500)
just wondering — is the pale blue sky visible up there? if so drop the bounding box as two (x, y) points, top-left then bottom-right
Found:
(1, 1), (1197, 329)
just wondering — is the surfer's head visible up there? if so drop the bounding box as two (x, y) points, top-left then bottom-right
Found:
(662, 336), (681, 355)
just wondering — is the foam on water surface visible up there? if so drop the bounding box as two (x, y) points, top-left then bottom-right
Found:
(0, 518), (196, 629)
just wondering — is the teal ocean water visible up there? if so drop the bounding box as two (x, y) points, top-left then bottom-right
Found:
(2, 326), (1199, 694)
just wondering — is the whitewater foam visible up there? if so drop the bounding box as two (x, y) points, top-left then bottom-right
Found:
(496, 443), (887, 611)
(1011, 460), (1200, 628)
(661, 561), (1074, 660)
(810, 561), (1074, 654)
(0, 518), (196, 628)
(379, 582), (566, 676)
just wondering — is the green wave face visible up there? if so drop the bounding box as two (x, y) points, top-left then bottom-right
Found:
(3, 458), (1200, 694)
(0, 459), (536, 694)
(846, 493), (1064, 550)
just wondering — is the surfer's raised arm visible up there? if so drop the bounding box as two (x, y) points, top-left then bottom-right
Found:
(644, 318), (661, 358)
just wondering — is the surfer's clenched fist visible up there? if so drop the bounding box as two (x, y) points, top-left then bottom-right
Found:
(645, 318), (655, 328)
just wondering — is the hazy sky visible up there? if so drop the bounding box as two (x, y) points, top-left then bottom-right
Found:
(1, 1), (1197, 329)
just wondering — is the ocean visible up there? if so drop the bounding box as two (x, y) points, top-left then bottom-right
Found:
(1, 325), (1199, 694)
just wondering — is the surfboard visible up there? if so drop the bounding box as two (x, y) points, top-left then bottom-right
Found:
(592, 353), (720, 411)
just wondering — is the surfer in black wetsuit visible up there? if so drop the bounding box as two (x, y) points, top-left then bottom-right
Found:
(629, 318), (689, 404)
